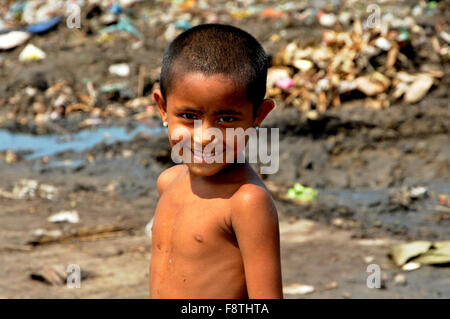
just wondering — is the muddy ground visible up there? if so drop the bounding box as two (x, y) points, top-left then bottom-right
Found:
(0, 1), (449, 298)
(1, 94), (449, 298)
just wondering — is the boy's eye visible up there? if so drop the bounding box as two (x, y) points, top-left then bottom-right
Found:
(180, 113), (198, 120)
(218, 116), (237, 123)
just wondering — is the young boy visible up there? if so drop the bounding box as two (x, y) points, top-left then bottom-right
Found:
(150, 24), (282, 299)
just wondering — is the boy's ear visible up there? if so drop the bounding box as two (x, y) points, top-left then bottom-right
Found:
(153, 89), (168, 122)
(254, 98), (275, 127)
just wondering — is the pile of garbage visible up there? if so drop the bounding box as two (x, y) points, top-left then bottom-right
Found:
(0, 178), (58, 200)
(390, 240), (450, 271)
(0, 0), (448, 130)
(267, 9), (449, 112)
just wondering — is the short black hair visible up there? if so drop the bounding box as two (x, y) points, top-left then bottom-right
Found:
(160, 24), (268, 110)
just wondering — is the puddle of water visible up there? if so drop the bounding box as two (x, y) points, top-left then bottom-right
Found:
(320, 189), (386, 206)
(0, 123), (166, 160)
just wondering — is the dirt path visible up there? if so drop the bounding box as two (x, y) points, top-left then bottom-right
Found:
(2, 214), (449, 298)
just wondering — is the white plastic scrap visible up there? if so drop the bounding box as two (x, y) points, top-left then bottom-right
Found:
(145, 218), (154, 238)
(48, 210), (80, 223)
(19, 44), (46, 61)
(0, 31), (31, 50)
(109, 63), (131, 77)
(283, 283), (315, 295)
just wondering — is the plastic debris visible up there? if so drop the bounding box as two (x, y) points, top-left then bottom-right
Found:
(30, 264), (89, 286)
(394, 274), (407, 285)
(275, 78), (294, 89)
(109, 4), (123, 15)
(390, 241), (450, 268)
(403, 75), (434, 104)
(317, 11), (336, 27)
(402, 262), (421, 271)
(145, 218), (154, 237)
(100, 82), (129, 93)
(324, 281), (338, 290)
(30, 265), (69, 286)
(48, 210), (80, 224)
(286, 183), (318, 202)
(283, 283), (315, 295)
(100, 16), (143, 39)
(260, 8), (284, 18)
(413, 241), (450, 265)
(0, 179), (58, 200)
(26, 16), (61, 34)
(0, 31), (30, 50)
(19, 44), (46, 61)
(293, 59), (313, 72)
(390, 241), (432, 266)
(375, 37), (392, 51)
(5, 150), (18, 164)
(109, 63), (131, 77)
(175, 20), (192, 31)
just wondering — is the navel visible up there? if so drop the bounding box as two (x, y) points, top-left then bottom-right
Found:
(194, 234), (204, 243)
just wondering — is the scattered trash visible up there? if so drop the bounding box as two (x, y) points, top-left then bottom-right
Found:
(100, 16), (143, 39)
(109, 4), (123, 15)
(145, 218), (154, 237)
(0, 179), (58, 200)
(109, 63), (131, 77)
(409, 186), (428, 199)
(100, 82), (129, 93)
(389, 186), (429, 209)
(26, 16), (62, 34)
(390, 241), (450, 268)
(438, 194), (450, 206)
(19, 44), (46, 61)
(317, 11), (336, 27)
(28, 225), (134, 246)
(390, 241), (433, 266)
(413, 241), (450, 265)
(268, 13), (445, 111)
(394, 274), (407, 286)
(323, 281), (338, 290)
(260, 8), (284, 19)
(331, 217), (356, 229)
(48, 210), (80, 224)
(403, 75), (434, 104)
(283, 283), (315, 295)
(364, 256), (375, 264)
(0, 31), (30, 50)
(275, 78), (294, 89)
(175, 20), (192, 31)
(286, 183), (318, 202)
(402, 262), (421, 271)
(5, 150), (18, 164)
(30, 264), (89, 286)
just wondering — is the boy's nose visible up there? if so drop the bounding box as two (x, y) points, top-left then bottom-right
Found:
(192, 120), (220, 148)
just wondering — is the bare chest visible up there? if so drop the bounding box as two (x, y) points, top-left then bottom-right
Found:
(151, 190), (234, 259)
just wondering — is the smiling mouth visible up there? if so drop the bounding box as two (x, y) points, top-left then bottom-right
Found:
(189, 148), (224, 163)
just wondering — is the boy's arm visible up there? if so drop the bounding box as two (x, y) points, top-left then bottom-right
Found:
(231, 185), (283, 299)
(156, 164), (186, 195)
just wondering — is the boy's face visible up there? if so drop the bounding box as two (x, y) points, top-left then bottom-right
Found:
(154, 72), (274, 177)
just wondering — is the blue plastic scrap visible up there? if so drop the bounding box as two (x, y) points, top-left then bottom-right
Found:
(109, 4), (123, 14)
(9, 1), (27, 13)
(100, 16), (143, 39)
(26, 16), (62, 34)
(175, 20), (192, 31)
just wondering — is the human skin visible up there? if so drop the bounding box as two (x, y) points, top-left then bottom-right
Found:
(149, 72), (283, 298)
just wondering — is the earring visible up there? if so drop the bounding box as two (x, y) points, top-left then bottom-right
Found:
(163, 121), (168, 127)
(255, 126), (259, 131)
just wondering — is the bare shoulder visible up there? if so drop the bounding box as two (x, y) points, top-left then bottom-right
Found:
(156, 164), (187, 195)
(230, 182), (278, 222)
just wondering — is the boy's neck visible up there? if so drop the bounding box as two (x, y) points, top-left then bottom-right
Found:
(188, 162), (253, 185)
